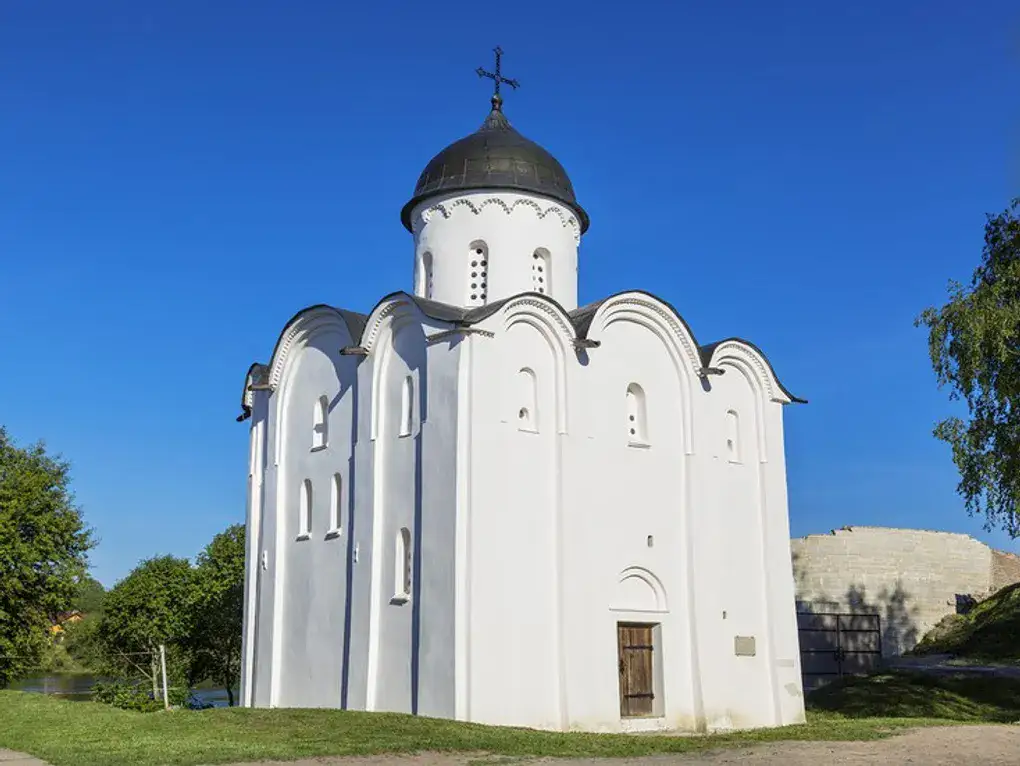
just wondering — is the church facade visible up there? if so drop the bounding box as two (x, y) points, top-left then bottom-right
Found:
(238, 65), (807, 732)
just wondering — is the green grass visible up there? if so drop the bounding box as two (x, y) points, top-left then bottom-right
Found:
(1, 672), (1017, 766)
(911, 582), (1020, 659)
(808, 672), (1020, 722)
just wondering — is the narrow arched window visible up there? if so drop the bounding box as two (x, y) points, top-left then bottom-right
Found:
(394, 527), (412, 601)
(468, 240), (488, 305)
(328, 473), (343, 534)
(532, 248), (551, 295)
(312, 395), (328, 449)
(419, 251), (434, 299)
(626, 383), (649, 446)
(399, 375), (414, 437)
(298, 479), (312, 538)
(516, 367), (538, 433)
(726, 409), (740, 463)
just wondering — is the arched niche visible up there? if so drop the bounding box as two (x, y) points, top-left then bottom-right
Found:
(609, 567), (668, 613)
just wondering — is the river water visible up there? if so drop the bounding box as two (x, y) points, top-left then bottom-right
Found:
(10, 674), (233, 707)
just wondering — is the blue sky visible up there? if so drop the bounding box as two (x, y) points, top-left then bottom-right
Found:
(2, 2), (1019, 585)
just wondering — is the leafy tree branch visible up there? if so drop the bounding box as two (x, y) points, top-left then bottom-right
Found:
(918, 198), (1020, 537)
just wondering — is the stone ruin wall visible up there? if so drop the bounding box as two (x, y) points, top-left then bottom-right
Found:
(790, 526), (1020, 656)
(991, 549), (1020, 592)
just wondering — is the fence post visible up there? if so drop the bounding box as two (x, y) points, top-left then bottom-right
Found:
(159, 644), (170, 710)
(151, 651), (159, 699)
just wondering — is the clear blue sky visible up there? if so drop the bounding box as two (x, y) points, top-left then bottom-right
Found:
(2, 2), (1019, 586)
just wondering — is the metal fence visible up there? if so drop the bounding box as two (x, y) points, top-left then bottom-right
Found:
(797, 611), (882, 691)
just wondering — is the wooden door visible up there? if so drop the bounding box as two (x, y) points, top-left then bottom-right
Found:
(617, 623), (655, 717)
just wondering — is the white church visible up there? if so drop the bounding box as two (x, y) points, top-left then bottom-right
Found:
(238, 50), (807, 733)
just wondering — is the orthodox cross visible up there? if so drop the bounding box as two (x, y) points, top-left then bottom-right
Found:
(476, 46), (519, 110)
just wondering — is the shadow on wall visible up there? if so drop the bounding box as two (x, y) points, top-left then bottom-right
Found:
(845, 583), (919, 657)
(791, 549), (921, 658)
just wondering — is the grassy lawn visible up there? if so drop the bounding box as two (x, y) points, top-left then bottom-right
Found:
(1, 672), (1017, 766)
(808, 672), (1020, 722)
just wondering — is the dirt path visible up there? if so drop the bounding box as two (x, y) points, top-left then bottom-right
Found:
(885, 654), (1020, 680)
(0, 750), (47, 766)
(225, 725), (1020, 766)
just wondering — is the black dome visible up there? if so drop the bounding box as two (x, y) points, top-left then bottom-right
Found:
(401, 104), (589, 233)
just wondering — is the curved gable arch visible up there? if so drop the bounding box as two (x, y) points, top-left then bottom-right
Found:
(266, 306), (358, 392)
(500, 295), (575, 434)
(707, 341), (780, 461)
(360, 294), (419, 355)
(610, 566), (668, 613)
(266, 308), (357, 465)
(587, 292), (700, 454)
(707, 340), (792, 405)
(366, 299), (425, 441)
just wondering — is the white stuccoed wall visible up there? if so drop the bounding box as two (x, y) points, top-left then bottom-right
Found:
(240, 292), (806, 731)
(458, 294), (804, 732)
(272, 333), (356, 708)
(409, 191), (581, 310)
(242, 304), (462, 716)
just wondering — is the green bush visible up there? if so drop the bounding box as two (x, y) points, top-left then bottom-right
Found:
(92, 681), (160, 712)
(92, 681), (190, 712)
(34, 640), (87, 674)
(911, 612), (968, 655)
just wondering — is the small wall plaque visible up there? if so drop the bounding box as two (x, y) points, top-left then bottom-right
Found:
(734, 635), (756, 657)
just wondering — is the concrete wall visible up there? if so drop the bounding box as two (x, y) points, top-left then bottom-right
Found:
(790, 526), (1020, 656)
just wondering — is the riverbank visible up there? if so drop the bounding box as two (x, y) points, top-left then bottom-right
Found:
(10, 673), (233, 707)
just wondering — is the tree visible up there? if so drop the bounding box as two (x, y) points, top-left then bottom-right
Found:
(0, 427), (93, 687)
(62, 576), (106, 671)
(918, 197), (1020, 537)
(188, 524), (245, 706)
(62, 613), (104, 670)
(74, 576), (106, 615)
(99, 556), (197, 685)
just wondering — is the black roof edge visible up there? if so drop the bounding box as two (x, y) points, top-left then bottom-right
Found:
(239, 290), (804, 421)
(236, 304), (369, 424)
(265, 303), (369, 361)
(568, 289), (700, 343)
(567, 289), (806, 405)
(237, 362), (264, 422)
(699, 337), (807, 404)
